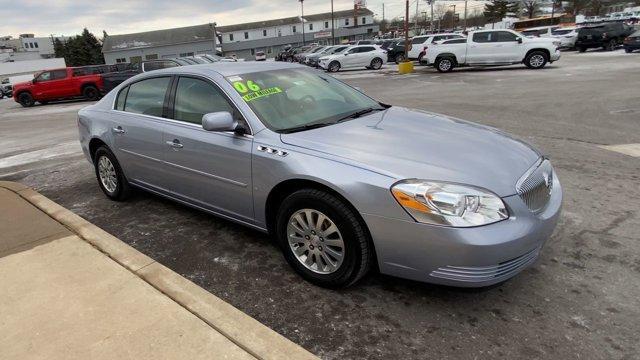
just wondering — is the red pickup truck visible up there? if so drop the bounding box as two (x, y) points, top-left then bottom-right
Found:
(13, 67), (104, 107)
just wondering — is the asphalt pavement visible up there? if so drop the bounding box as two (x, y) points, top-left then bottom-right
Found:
(1, 49), (639, 360)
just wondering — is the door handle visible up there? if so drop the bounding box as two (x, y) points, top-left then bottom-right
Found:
(112, 126), (125, 134)
(166, 140), (183, 149)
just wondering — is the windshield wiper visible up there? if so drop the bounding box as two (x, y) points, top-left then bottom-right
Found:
(335, 107), (384, 123)
(280, 122), (336, 134)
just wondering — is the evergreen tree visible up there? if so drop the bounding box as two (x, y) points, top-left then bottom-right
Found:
(484, 0), (520, 23)
(55, 28), (105, 66)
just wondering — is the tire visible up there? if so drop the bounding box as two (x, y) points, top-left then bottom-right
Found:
(275, 189), (373, 288)
(525, 51), (548, 69)
(578, 46), (587, 53)
(435, 57), (455, 73)
(604, 39), (616, 51)
(286, 57), (294, 63)
(625, 48), (633, 53)
(18, 92), (34, 107)
(394, 53), (405, 64)
(328, 61), (341, 73)
(83, 86), (100, 101)
(93, 145), (131, 201)
(370, 57), (383, 70)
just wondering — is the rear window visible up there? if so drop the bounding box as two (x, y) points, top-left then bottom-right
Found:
(411, 36), (429, 44)
(552, 29), (573, 35)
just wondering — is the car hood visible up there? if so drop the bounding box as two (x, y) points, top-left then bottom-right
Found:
(280, 107), (541, 197)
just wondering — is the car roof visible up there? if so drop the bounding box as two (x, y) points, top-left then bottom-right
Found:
(146, 61), (307, 77)
(523, 26), (559, 30)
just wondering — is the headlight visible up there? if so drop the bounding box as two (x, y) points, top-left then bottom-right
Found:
(391, 180), (508, 227)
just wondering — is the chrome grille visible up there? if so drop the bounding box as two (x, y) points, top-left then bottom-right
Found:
(517, 159), (554, 213)
(430, 247), (540, 283)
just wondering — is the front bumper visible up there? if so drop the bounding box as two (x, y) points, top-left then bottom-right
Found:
(363, 176), (562, 287)
(550, 49), (561, 62)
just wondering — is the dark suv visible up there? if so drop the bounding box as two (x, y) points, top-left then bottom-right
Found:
(575, 22), (635, 52)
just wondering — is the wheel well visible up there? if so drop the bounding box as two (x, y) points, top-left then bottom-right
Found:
(15, 90), (31, 99)
(525, 48), (550, 61)
(82, 83), (98, 91)
(264, 178), (378, 269)
(435, 53), (457, 64)
(88, 138), (108, 162)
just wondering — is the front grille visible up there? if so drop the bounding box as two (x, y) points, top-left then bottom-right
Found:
(430, 247), (540, 283)
(517, 159), (554, 214)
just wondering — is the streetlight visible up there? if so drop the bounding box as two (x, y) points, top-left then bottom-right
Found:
(299, 0), (305, 46)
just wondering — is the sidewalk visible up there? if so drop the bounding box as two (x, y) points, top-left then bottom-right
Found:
(0, 181), (317, 360)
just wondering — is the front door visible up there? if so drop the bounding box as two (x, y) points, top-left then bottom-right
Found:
(467, 32), (501, 64)
(161, 76), (254, 221)
(111, 76), (172, 188)
(493, 31), (523, 63)
(32, 69), (70, 100)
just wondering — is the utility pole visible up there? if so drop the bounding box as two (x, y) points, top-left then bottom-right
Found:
(331, 0), (335, 45)
(463, 0), (468, 30)
(450, 4), (456, 30)
(415, 0), (419, 35)
(209, 22), (217, 56)
(404, 0), (409, 59)
(300, 0), (305, 46)
(430, 0), (434, 32)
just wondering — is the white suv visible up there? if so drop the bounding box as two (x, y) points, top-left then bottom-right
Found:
(318, 45), (386, 72)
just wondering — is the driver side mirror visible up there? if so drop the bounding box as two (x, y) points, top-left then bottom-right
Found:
(202, 112), (238, 132)
(516, 37), (523, 44)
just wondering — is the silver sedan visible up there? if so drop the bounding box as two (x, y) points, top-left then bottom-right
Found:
(78, 62), (562, 288)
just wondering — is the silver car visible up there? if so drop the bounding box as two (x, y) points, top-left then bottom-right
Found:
(78, 62), (562, 288)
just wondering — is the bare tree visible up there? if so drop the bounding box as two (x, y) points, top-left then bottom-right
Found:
(521, 0), (540, 19)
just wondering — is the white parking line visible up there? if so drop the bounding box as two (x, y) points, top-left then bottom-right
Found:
(0, 141), (81, 169)
(599, 144), (640, 158)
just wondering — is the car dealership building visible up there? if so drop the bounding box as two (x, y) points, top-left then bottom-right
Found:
(102, 8), (379, 63)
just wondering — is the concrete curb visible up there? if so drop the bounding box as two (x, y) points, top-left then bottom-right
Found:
(0, 181), (318, 360)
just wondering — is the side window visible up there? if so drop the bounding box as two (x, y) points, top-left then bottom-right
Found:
(51, 70), (67, 80)
(432, 36), (445, 42)
(36, 71), (52, 82)
(495, 31), (518, 42)
(173, 77), (234, 125)
(115, 86), (129, 111)
(361, 46), (376, 52)
(411, 37), (428, 45)
(124, 77), (171, 117)
(346, 47), (358, 54)
(472, 32), (493, 43)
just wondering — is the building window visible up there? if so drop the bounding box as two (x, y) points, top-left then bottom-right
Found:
(34, 42), (39, 48)
(29, 42), (34, 48)
(263, 29), (267, 36)
(251, 49), (255, 55)
(130, 56), (142, 64)
(309, 23), (313, 30)
(244, 32), (249, 39)
(362, 17), (366, 24)
(345, 18), (350, 26)
(229, 33), (234, 41)
(145, 54), (158, 60)
(278, 29), (282, 37)
(267, 47), (272, 54)
(325, 21), (329, 28)
(179, 52), (194, 57)
(293, 25), (297, 33)
(116, 58), (126, 63)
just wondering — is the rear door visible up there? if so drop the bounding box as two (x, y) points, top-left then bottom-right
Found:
(111, 76), (172, 188)
(161, 75), (254, 221)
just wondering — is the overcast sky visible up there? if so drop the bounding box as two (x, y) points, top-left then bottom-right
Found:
(0, 0), (487, 37)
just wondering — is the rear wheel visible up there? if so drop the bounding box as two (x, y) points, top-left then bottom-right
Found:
(370, 57), (383, 70)
(18, 92), (34, 107)
(604, 39), (616, 51)
(328, 61), (341, 73)
(625, 48), (633, 53)
(94, 146), (131, 201)
(83, 86), (100, 101)
(435, 57), (455, 73)
(394, 53), (405, 64)
(276, 189), (373, 288)
(578, 46), (587, 53)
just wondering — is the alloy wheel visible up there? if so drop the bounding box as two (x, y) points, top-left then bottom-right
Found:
(287, 209), (345, 274)
(439, 59), (452, 72)
(530, 54), (545, 68)
(98, 156), (118, 193)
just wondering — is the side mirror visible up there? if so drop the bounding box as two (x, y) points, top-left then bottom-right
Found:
(202, 112), (237, 132)
(517, 37), (523, 44)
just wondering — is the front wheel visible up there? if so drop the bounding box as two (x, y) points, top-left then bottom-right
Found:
(18, 92), (35, 107)
(435, 57), (455, 73)
(94, 146), (131, 201)
(525, 51), (548, 69)
(327, 61), (341, 73)
(370, 57), (383, 70)
(276, 189), (373, 288)
(83, 86), (100, 101)
(625, 48), (633, 53)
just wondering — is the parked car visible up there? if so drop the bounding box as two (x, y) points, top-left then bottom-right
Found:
(305, 45), (349, 67)
(199, 54), (237, 63)
(408, 33), (466, 60)
(386, 41), (408, 63)
(623, 30), (640, 52)
(0, 79), (12, 99)
(78, 62), (561, 288)
(520, 26), (560, 38)
(295, 46), (325, 63)
(13, 67), (104, 107)
(255, 51), (267, 61)
(575, 22), (635, 52)
(551, 27), (579, 49)
(422, 29), (561, 72)
(318, 45), (386, 72)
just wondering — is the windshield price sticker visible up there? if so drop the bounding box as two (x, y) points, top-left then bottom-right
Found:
(242, 87), (282, 102)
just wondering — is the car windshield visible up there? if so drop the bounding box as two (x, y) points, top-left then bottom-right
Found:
(226, 68), (384, 133)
